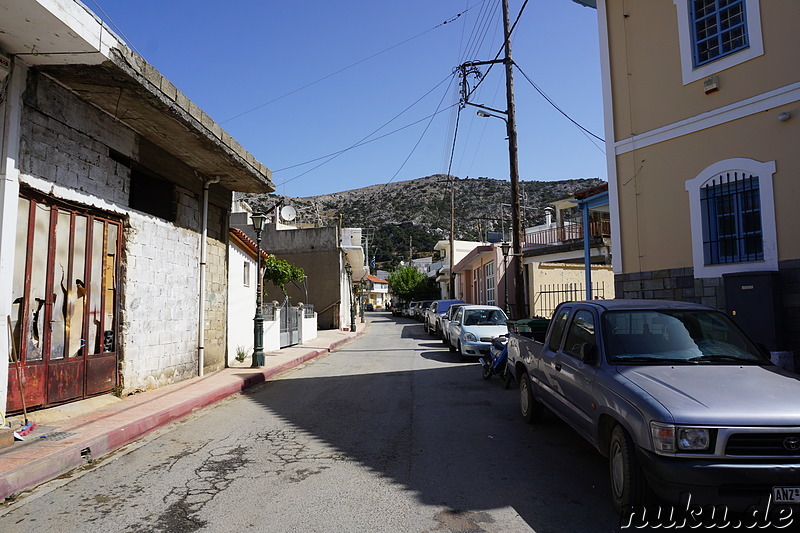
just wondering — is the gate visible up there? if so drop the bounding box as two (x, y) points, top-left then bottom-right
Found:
(7, 192), (121, 413)
(280, 301), (300, 348)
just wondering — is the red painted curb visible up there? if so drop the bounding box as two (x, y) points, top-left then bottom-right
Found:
(1, 329), (367, 501)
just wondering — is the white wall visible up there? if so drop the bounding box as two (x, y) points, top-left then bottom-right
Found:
(227, 243), (257, 364)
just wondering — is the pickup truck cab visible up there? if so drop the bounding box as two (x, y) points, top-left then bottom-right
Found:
(506, 299), (800, 514)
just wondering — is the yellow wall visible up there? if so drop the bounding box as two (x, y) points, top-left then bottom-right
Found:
(614, 109), (800, 274)
(607, 0), (800, 274)
(606, 1), (800, 139)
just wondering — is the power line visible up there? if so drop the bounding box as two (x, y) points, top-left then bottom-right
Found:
(222, 2), (484, 125)
(513, 61), (606, 148)
(274, 72), (455, 176)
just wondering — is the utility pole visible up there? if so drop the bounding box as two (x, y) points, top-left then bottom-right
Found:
(502, 0), (525, 319)
(449, 176), (456, 299)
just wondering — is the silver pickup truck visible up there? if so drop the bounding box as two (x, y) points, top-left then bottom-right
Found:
(506, 299), (800, 515)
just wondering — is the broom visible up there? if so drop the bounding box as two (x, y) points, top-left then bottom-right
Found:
(7, 315), (29, 426)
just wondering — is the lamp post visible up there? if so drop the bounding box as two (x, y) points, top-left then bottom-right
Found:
(251, 212), (267, 367)
(344, 262), (356, 332)
(500, 241), (511, 316)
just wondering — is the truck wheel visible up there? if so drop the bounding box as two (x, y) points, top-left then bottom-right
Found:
(519, 373), (543, 424)
(609, 425), (652, 514)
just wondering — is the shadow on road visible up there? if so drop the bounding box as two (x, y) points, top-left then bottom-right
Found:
(240, 334), (621, 533)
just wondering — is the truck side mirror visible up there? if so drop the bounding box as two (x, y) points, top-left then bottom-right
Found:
(580, 342), (597, 365)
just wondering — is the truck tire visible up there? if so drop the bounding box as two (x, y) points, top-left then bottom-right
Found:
(609, 425), (652, 514)
(519, 373), (543, 424)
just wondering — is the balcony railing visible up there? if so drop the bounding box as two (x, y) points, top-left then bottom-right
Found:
(523, 219), (611, 248)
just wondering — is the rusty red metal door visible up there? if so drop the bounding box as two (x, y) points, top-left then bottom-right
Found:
(7, 192), (121, 413)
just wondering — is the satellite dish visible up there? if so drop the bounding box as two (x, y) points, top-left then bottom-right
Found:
(280, 205), (297, 221)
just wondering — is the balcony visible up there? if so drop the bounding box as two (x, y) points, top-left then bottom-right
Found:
(523, 219), (611, 254)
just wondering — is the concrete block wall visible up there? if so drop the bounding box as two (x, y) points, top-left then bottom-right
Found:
(21, 74), (135, 206)
(18, 69), (230, 394)
(203, 202), (228, 372)
(121, 215), (200, 391)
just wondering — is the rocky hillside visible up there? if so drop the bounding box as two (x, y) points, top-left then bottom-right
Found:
(239, 174), (603, 268)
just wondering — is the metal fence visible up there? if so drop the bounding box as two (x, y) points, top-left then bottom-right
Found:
(533, 281), (606, 318)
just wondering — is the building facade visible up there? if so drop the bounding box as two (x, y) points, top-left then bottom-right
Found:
(0, 1), (273, 414)
(591, 0), (799, 364)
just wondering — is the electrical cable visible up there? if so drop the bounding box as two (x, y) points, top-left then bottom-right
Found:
(223, 2), (484, 125)
(88, 1), (144, 57)
(274, 72), (455, 173)
(513, 61), (606, 148)
(387, 72), (459, 184)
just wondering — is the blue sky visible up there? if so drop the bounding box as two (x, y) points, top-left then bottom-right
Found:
(86, 0), (605, 198)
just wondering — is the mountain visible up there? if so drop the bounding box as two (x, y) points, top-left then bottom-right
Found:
(238, 175), (604, 268)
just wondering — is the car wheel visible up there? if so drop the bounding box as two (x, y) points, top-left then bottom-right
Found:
(520, 373), (543, 424)
(609, 425), (653, 514)
(448, 339), (456, 353)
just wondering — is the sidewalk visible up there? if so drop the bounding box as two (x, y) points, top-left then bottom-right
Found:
(0, 324), (366, 502)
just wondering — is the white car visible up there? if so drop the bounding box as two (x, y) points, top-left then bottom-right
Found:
(447, 305), (508, 357)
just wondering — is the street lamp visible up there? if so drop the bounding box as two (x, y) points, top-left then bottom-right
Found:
(344, 262), (356, 333)
(251, 212), (267, 367)
(500, 241), (511, 317)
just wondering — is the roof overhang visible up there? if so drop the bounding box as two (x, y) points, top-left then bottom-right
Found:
(0, 0), (273, 193)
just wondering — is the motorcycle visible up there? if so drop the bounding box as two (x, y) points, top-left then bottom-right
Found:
(480, 334), (512, 388)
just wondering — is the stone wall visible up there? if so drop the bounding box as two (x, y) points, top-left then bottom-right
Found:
(615, 263), (800, 369)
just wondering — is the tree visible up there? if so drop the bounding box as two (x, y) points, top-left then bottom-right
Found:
(387, 266), (426, 302)
(261, 254), (305, 300)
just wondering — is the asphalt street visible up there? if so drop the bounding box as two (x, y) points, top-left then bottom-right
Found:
(0, 312), (624, 532)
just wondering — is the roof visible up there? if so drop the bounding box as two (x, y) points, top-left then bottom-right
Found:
(3, 0), (273, 193)
(566, 299), (715, 311)
(365, 274), (388, 284)
(229, 227), (269, 261)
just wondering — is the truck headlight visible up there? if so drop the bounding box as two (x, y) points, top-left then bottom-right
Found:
(650, 422), (712, 455)
(677, 427), (710, 451)
(464, 332), (477, 342)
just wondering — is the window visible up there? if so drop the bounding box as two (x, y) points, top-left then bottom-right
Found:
(485, 262), (495, 306)
(129, 169), (175, 221)
(691, 0), (748, 67)
(473, 267), (481, 304)
(563, 310), (596, 360)
(685, 158), (777, 278)
(674, 0), (763, 85)
(701, 173), (762, 264)
(547, 308), (571, 352)
(243, 261), (251, 287)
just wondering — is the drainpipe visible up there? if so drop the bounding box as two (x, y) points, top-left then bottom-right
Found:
(198, 175), (220, 377)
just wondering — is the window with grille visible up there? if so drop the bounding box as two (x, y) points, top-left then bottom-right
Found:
(691, 0), (749, 67)
(701, 173), (762, 265)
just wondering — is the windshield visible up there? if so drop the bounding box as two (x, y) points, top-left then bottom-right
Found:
(463, 308), (508, 326)
(602, 310), (767, 365)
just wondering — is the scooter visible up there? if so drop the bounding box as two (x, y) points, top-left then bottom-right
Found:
(480, 334), (512, 388)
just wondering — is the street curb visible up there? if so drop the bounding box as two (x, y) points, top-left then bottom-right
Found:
(0, 326), (367, 502)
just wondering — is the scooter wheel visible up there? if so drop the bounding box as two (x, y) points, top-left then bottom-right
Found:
(482, 365), (492, 380)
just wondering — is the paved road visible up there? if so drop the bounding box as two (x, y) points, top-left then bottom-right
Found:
(0, 313), (624, 532)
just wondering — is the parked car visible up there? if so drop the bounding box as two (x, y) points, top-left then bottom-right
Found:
(404, 301), (418, 318)
(506, 299), (800, 514)
(365, 303), (374, 312)
(414, 300), (434, 321)
(424, 299), (465, 337)
(447, 305), (508, 357)
(391, 302), (406, 317)
(440, 303), (466, 346)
